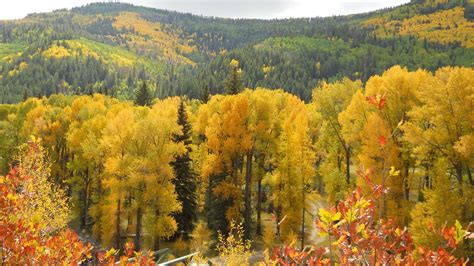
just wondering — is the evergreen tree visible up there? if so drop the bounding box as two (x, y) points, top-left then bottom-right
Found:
(171, 99), (198, 239)
(201, 85), (210, 103)
(224, 59), (243, 95)
(22, 89), (28, 102)
(135, 80), (152, 106)
(206, 173), (231, 238)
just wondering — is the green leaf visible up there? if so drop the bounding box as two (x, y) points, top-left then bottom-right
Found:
(454, 220), (465, 244)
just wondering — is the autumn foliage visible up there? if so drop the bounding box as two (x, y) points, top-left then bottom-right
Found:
(96, 242), (155, 265)
(269, 168), (473, 265)
(0, 65), (472, 264)
(0, 139), (91, 264)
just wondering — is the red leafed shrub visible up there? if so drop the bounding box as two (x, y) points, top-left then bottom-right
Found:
(97, 242), (155, 265)
(270, 168), (471, 265)
(0, 141), (92, 264)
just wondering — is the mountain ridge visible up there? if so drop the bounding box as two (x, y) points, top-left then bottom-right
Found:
(0, 0), (472, 103)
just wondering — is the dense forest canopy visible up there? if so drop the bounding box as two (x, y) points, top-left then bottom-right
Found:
(0, 65), (473, 263)
(0, 0), (473, 102)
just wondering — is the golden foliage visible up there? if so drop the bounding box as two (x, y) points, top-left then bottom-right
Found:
(42, 43), (71, 58)
(363, 7), (474, 47)
(262, 224), (275, 250)
(112, 12), (196, 65)
(97, 98), (183, 248)
(8, 61), (28, 77)
(216, 221), (252, 266)
(409, 159), (465, 249)
(15, 137), (70, 231)
(190, 220), (212, 254)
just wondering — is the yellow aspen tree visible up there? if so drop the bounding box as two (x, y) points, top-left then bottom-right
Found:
(16, 137), (70, 231)
(338, 89), (371, 164)
(67, 95), (110, 239)
(201, 93), (252, 235)
(362, 66), (433, 223)
(249, 89), (279, 236)
(129, 98), (182, 250)
(403, 67), (474, 242)
(409, 158), (465, 250)
(403, 67), (474, 187)
(313, 78), (362, 197)
(100, 104), (136, 248)
(357, 112), (400, 220)
(270, 94), (315, 246)
(21, 100), (71, 184)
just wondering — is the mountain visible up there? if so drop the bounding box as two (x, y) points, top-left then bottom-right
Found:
(0, 0), (472, 103)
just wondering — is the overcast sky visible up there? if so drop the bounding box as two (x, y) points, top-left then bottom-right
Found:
(1, 0), (410, 20)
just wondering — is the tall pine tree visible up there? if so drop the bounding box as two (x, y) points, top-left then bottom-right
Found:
(135, 80), (152, 106)
(206, 173), (231, 238)
(224, 59), (243, 95)
(171, 99), (198, 239)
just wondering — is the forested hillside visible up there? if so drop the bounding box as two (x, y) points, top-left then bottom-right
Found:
(0, 0), (473, 102)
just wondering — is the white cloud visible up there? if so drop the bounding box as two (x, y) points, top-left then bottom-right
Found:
(0, 0), (410, 20)
(1, 0), (95, 20)
(276, 0), (409, 18)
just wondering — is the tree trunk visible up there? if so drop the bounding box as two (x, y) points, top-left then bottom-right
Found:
(455, 163), (463, 183)
(275, 207), (281, 242)
(244, 150), (253, 240)
(403, 161), (410, 201)
(345, 146), (351, 185)
(96, 166), (103, 242)
(455, 163), (464, 197)
(337, 154), (342, 171)
(154, 210), (161, 251)
(116, 199), (121, 249)
(256, 174), (263, 235)
(154, 236), (160, 251)
(135, 206), (142, 251)
(81, 169), (90, 232)
(301, 175), (305, 251)
(232, 157), (239, 185)
(256, 155), (265, 236)
(127, 192), (132, 229)
(467, 166), (473, 186)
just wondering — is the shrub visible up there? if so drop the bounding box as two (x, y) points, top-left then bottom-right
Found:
(269, 168), (472, 265)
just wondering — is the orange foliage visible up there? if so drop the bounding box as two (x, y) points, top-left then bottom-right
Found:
(0, 141), (92, 264)
(97, 242), (155, 265)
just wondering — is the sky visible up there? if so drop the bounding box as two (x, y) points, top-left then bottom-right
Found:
(0, 0), (410, 20)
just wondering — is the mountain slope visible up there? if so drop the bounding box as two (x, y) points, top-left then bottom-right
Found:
(0, 0), (472, 103)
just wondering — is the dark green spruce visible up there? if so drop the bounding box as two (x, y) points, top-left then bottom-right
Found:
(135, 80), (152, 106)
(171, 99), (198, 239)
(205, 172), (231, 238)
(224, 63), (244, 95)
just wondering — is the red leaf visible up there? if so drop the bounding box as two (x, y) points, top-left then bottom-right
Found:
(366, 96), (377, 106)
(378, 97), (386, 110)
(378, 135), (387, 147)
(366, 94), (386, 110)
